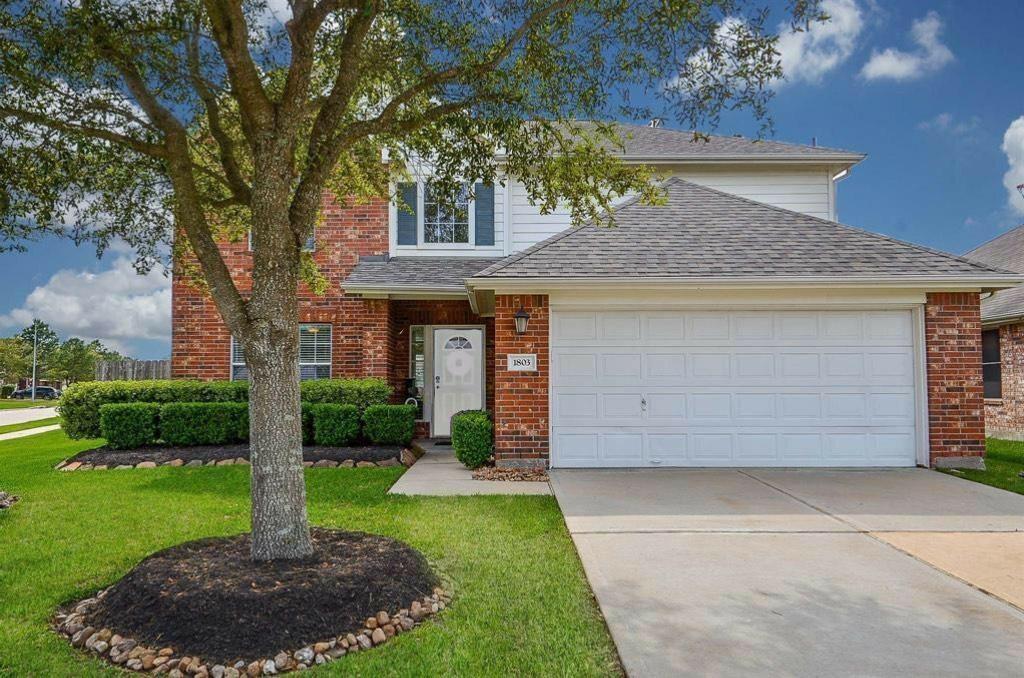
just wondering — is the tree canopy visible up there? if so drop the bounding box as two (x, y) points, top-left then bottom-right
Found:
(0, 0), (823, 560)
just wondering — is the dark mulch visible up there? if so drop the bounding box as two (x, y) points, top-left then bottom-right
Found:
(83, 529), (439, 665)
(68, 443), (404, 467)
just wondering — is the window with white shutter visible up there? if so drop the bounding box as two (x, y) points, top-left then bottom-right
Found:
(230, 324), (332, 381)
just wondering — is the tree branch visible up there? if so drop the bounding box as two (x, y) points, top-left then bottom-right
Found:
(201, 0), (275, 145)
(0, 105), (166, 158)
(185, 13), (252, 204)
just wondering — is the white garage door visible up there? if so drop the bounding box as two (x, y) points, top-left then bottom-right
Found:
(550, 310), (919, 468)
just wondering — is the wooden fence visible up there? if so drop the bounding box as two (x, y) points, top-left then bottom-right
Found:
(94, 359), (171, 381)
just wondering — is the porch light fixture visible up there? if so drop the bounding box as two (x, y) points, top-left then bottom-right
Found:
(513, 306), (531, 335)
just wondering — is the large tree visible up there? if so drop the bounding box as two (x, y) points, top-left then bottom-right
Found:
(0, 0), (822, 560)
(0, 337), (31, 387)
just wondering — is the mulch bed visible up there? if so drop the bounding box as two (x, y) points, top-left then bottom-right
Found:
(73, 529), (439, 666)
(67, 443), (405, 467)
(472, 466), (549, 482)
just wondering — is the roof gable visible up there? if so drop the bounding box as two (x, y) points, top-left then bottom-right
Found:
(965, 225), (1024, 322)
(474, 178), (1015, 282)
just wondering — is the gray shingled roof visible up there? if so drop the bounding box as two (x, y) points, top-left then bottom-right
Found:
(473, 178), (1015, 281)
(344, 257), (501, 291)
(965, 225), (1024, 322)
(552, 121), (864, 160)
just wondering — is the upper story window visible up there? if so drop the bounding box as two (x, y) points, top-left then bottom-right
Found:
(231, 323), (332, 381)
(396, 181), (494, 248)
(423, 184), (471, 244)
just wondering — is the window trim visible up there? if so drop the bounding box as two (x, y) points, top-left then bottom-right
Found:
(409, 325), (426, 421)
(982, 328), (1002, 400)
(394, 181), (477, 250)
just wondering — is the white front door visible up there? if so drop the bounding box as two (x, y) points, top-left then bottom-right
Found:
(432, 328), (484, 437)
(550, 309), (919, 468)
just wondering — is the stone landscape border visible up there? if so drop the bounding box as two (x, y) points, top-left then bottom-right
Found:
(55, 448), (420, 472)
(56, 586), (450, 676)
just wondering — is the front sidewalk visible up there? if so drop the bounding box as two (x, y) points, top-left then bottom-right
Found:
(389, 440), (550, 496)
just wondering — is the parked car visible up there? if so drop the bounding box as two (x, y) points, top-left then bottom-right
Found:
(9, 386), (61, 400)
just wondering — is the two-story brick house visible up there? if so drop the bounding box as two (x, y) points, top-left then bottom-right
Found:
(172, 123), (1021, 469)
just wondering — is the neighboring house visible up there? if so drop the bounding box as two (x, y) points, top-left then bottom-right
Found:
(965, 225), (1024, 441)
(172, 122), (1021, 469)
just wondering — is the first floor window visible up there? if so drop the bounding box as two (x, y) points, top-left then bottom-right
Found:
(231, 323), (332, 381)
(982, 328), (1002, 399)
(423, 183), (470, 243)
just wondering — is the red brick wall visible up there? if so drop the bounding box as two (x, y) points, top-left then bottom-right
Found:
(171, 193), (390, 379)
(493, 294), (549, 467)
(984, 322), (1024, 441)
(925, 292), (985, 462)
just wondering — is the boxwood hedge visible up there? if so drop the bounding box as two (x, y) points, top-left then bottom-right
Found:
(60, 378), (391, 439)
(451, 410), (493, 469)
(160, 402), (249, 446)
(99, 403), (161, 450)
(362, 404), (417, 446)
(308, 404), (361, 446)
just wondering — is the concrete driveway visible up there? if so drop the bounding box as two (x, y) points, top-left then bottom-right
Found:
(0, 406), (57, 426)
(551, 468), (1024, 677)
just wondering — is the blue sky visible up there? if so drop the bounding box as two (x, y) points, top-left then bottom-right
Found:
(1, 0), (1023, 359)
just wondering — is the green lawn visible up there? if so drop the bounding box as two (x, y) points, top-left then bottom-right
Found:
(0, 399), (56, 410)
(0, 417), (61, 436)
(0, 430), (620, 677)
(939, 438), (1024, 496)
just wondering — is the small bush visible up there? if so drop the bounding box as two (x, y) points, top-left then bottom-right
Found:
(99, 403), (161, 450)
(59, 378), (391, 440)
(309, 404), (361, 446)
(0, 385), (14, 398)
(160, 402), (249, 446)
(451, 410), (493, 469)
(362, 404), (416, 446)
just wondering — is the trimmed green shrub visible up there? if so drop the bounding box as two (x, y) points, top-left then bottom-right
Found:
(309, 404), (361, 446)
(99, 403), (161, 450)
(0, 385), (14, 398)
(160, 402), (249, 446)
(300, 378), (392, 411)
(451, 410), (494, 469)
(59, 378), (391, 439)
(362, 404), (416, 446)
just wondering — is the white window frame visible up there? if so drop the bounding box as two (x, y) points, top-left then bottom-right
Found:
(230, 323), (332, 381)
(409, 325), (427, 421)
(394, 181), (476, 250)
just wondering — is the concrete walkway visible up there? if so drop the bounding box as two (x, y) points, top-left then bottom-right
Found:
(0, 406), (57, 426)
(551, 468), (1024, 677)
(0, 424), (62, 442)
(389, 440), (550, 496)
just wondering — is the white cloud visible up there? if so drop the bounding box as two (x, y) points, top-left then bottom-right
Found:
(775, 0), (864, 86)
(0, 257), (171, 352)
(917, 112), (981, 138)
(860, 11), (953, 81)
(1003, 116), (1024, 216)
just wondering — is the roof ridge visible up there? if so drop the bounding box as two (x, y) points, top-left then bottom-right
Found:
(600, 121), (861, 156)
(963, 223), (1024, 258)
(664, 180), (1017, 277)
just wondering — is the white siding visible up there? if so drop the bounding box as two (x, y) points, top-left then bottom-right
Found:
(508, 164), (837, 253)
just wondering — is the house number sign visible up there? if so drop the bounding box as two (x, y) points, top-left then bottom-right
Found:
(506, 354), (537, 371)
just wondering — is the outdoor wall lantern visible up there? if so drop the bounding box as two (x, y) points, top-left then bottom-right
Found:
(513, 306), (531, 335)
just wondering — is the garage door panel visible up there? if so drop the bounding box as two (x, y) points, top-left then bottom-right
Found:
(551, 310), (919, 468)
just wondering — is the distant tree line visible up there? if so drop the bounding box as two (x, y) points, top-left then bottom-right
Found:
(0, 320), (126, 389)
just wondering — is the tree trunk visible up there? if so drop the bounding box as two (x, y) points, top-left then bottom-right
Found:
(246, 313), (314, 561)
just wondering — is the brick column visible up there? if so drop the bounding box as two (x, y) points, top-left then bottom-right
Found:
(361, 298), (391, 379)
(925, 292), (985, 465)
(493, 294), (549, 468)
